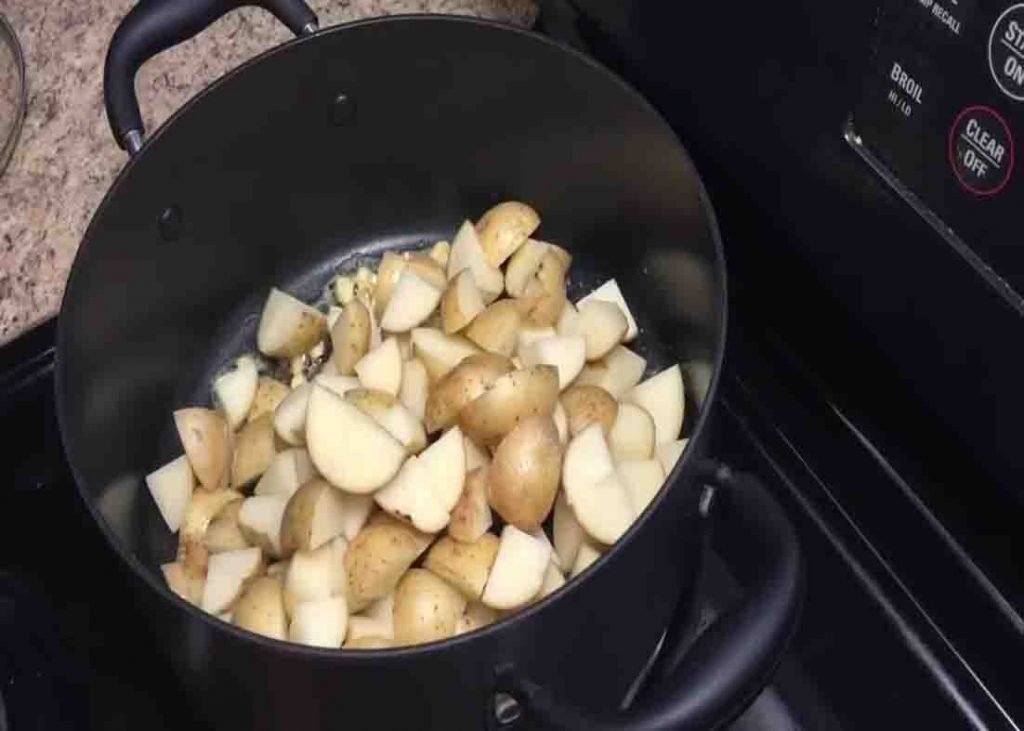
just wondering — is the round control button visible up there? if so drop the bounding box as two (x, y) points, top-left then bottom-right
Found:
(989, 3), (1024, 100)
(948, 106), (1015, 195)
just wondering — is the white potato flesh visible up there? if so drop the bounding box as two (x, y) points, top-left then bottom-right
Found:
(441, 268), (486, 334)
(447, 221), (503, 302)
(618, 459), (666, 514)
(346, 615), (392, 644)
(326, 305), (344, 329)
(463, 436), (490, 472)
(571, 541), (603, 578)
(608, 402), (655, 461)
(552, 402), (569, 445)
(399, 359), (429, 421)
(337, 492), (375, 541)
(380, 271), (443, 333)
(146, 455), (194, 533)
(516, 325), (556, 357)
(481, 525), (552, 610)
(575, 346), (647, 398)
(410, 328), (481, 382)
(162, 561), (204, 605)
(418, 426), (466, 512)
(238, 495), (289, 557)
(254, 448), (315, 498)
(577, 300), (628, 361)
(374, 402), (427, 454)
(305, 384), (406, 493)
(289, 596), (349, 648)
(257, 288), (327, 358)
(519, 334), (586, 391)
(504, 239), (549, 297)
(656, 439), (688, 477)
(556, 302), (580, 337)
(552, 491), (584, 571)
(200, 546), (262, 614)
(282, 479), (349, 553)
(373, 456), (449, 533)
(364, 592), (395, 634)
(174, 408), (230, 490)
(273, 382), (312, 446)
(314, 373), (361, 398)
(213, 356), (259, 430)
(536, 561), (565, 600)
(562, 424), (634, 545)
(577, 279), (638, 342)
(354, 337), (403, 396)
(284, 536), (347, 617)
(625, 365), (685, 445)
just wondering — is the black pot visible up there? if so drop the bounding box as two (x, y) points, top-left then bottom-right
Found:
(55, 3), (802, 729)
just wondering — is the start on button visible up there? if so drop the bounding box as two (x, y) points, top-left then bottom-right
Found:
(948, 105), (1015, 195)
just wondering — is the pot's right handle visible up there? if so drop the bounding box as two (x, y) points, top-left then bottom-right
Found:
(104, 0), (318, 155)
(497, 465), (804, 731)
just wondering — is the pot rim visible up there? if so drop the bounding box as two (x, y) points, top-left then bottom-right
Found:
(55, 13), (729, 659)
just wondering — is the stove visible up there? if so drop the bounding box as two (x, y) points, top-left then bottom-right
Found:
(4, 1), (1024, 727)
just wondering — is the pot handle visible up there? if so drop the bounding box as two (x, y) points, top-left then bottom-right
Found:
(496, 465), (803, 730)
(103, 0), (318, 155)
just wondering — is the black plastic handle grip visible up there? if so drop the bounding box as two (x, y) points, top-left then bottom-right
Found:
(103, 0), (318, 154)
(500, 465), (804, 730)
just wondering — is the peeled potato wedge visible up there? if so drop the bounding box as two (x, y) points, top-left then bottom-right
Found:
(459, 365), (560, 448)
(577, 299), (628, 361)
(424, 533), (501, 600)
(505, 239), (550, 297)
(481, 525), (552, 610)
(441, 269), (486, 334)
(656, 439), (688, 476)
(289, 596), (349, 648)
(381, 271), (443, 333)
(410, 327), (482, 382)
(618, 459), (666, 514)
(281, 479), (348, 554)
(273, 382), (313, 446)
(560, 385), (618, 437)
(204, 500), (250, 553)
(213, 356), (258, 430)
(394, 568), (467, 645)
(577, 279), (638, 342)
(608, 402), (656, 461)
(330, 298), (372, 375)
(248, 376), (290, 423)
(519, 335), (586, 391)
(418, 426), (466, 512)
(465, 299), (522, 357)
(562, 424), (634, 545)
(231, 414), (277, 488)
(574, 345), (647, 399)
(354, 337), (403, 396)
(257, 288), (327, 358)
(399, 358), (430, 422)
(346, 514), (433, 611)
(283, 536), (348, 617)
(449, 466), (493, 543)
(145, 454), (194, 533)
(552, 491), (584, 571)
(625, 365), (685, 445)
(447, 221), (503, 303)
(174, 407), (231, 491)
(254, 448), (315, 498)
(476, 201), (540, 268)
(233, 574), (287, 640)
(424, 353), (512, 433)
(201, 546), (263, 614)
(306, 384), (406, 493)
(488, 415), (562, 532)
(238, 494), (289, 558)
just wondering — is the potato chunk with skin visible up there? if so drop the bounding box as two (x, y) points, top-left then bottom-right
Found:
(465, 300), (522, 357)
(488, 415), (563, 532)
(459, 365), (560, 448)
(476, 201), (540, 268)
(560, 385), (618, 438)
(248, 376), (290, 423)
(424, 533), (501, 600)
(231, 414), (276, 488)
(394, 569), (467, 645)
(481, 525), (552, 610)
(331, 298), (372, 375)
(448, 466), (493, 543)
(441, 269), (486, 334)
(174, 408), (231, 491)
(345, 513), (433, 612)
(424, 353), (512, 434)
(257, 288), (327, 358)
(234, 575), (287, 640)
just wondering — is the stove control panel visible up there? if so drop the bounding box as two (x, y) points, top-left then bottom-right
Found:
(850, 0), (1024, 299)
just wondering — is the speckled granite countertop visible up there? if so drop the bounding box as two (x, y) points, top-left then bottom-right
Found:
(0, 0), (535, 345)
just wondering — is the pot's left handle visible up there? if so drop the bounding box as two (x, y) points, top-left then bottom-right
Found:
(104, 0), (318, 155)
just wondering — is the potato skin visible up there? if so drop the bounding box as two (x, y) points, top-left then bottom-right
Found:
(424, 534), (501, 600)
(488, 415), (563, 531)
(464, 300), (522, 356)
(476, 202), (540, 268)
(331, 298), (372, 375)
(231, 414), (277, 487)
(345, 513), (432, 612)
(424, 353), (512, 433)
(459, 365), (560, 448)
(233, 575), (287, 640)
(448, 466), (493, 543)
(560, 385), (618, 437)
(393, 569), (467, 645)
(248, 377), (290, 423)
(174, 408), (231, 491)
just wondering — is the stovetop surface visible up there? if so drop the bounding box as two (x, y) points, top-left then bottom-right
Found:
(0, 303), (1019, 730)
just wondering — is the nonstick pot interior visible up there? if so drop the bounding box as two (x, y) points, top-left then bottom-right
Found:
(57, 16), (724, 606)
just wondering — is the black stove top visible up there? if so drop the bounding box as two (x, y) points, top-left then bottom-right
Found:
(1, 295), (1018, 729)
